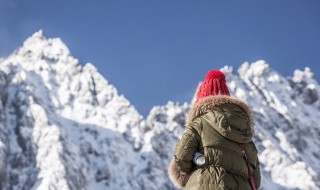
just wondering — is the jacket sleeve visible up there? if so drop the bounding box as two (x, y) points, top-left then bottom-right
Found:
(254, 157), (261, 189)
(168, 120), (201, 189)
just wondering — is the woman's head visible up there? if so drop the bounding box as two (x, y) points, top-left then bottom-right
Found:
(195, 70), (230, 103)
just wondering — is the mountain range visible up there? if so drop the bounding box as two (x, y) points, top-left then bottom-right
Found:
(0, 31), (319, 190)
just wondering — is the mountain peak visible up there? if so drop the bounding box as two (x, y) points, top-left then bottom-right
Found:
(292, 67), (315, 83)
(238, 60), (270, 78)
(22, 30), (45, 48)
(31, 30), (44, 39)
(19, 30), (71, 63)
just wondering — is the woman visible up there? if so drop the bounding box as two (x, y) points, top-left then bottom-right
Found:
(168, 70), (261, 190)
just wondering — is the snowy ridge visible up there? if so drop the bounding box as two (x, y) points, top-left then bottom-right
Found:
(0, 31), (319, 190)
(224, 62), (320, 189)
(0, 31), (150, 190)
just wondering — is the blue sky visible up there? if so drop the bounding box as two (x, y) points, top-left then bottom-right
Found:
(1, 0), (319, 116)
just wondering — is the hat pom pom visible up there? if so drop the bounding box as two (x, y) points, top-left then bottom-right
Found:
(205, 70), (226, 82)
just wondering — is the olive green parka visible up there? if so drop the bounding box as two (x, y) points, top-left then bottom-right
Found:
(168, 95), (261, 190)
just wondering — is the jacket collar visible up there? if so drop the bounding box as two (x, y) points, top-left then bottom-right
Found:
(186, 95), (254, 130)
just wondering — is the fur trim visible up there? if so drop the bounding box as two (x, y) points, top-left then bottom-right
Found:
(186, 95), (254, 129)
(168, 159), (193, 189)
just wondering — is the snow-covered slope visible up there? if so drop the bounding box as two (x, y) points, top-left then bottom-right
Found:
(0, 31), (319, 190)
(0, 31), (158, 190)
(226, 63), (320, 189)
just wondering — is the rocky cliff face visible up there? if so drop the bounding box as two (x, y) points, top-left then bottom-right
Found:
(0, 31), (319, 190)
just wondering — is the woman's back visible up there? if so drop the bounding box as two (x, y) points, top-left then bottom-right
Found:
(168, 70), (261, 190)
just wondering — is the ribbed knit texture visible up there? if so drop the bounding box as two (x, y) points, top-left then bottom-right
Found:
(195, 70), (230, 103)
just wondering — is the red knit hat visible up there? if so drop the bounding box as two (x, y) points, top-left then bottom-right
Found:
(195, 70), (230, 103)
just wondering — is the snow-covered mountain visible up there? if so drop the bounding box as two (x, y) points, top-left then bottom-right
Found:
(0, 31), (319, 190)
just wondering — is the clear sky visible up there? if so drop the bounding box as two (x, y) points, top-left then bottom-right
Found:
(1, 0), (319, 116)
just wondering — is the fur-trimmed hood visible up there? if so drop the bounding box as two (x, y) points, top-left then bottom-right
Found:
(186, 95), (254, 131)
